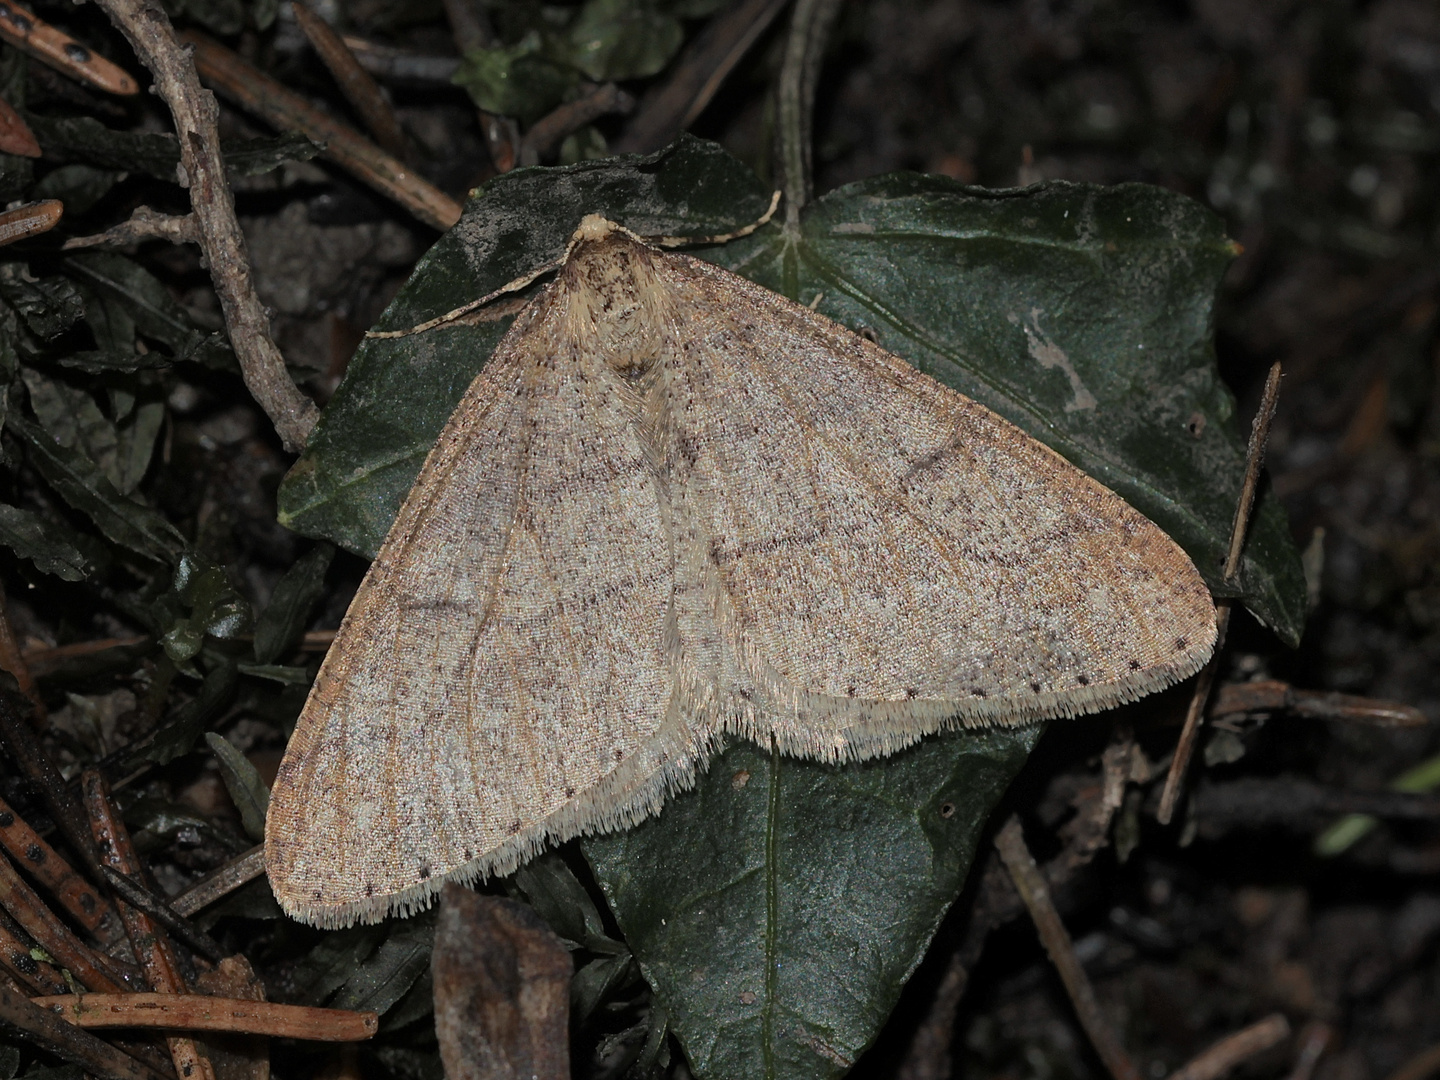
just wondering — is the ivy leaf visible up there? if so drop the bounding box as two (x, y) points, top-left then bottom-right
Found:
(452, 34), (577, 125)
(561, 0), (684, 81)
(205, 732), (270, 842)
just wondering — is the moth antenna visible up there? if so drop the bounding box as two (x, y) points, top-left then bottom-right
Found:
(649, 190), (782, 248)
(365, 256), (566, 339)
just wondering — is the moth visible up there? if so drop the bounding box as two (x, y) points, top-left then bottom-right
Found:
(266, 211), (1217, 928)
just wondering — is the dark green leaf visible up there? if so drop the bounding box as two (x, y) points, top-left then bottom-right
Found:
(290, 925), (387, 1006)
(571, 953), (637, 1025)
(20, 367), (119, 481)
(205, 732), (270, 842)
(63, 253), (229, 364)
(223, 132), (323, 176)
(277, 137), (775, 552)
(584, 728), (1040, 1080)
(560, 0), (683, 81)
(162, 555), (253, 664)
(123, 794), (247, 854)
(108, 660), (239, 774)
(329, 913), (435, 1015)
(512, 852), (609, 948)
(0, 503), (92, 580)
(57, 350), (171, 374)
(31, 164), (119, 215)
(26, 113), (181, 181)
(113, 400), (164, 495)
(0, 271), (85, 341)
(452, 34), (578, 124)
(9, 415), (184, 563)
(195, 876), (282, 927)
(379, 968), (434, 1032)
(253, 543), (334, 664)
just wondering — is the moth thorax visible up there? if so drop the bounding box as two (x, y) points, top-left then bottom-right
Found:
(569, 239), (665, 375)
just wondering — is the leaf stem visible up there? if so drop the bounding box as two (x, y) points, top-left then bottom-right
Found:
(774, 0), (843, 228)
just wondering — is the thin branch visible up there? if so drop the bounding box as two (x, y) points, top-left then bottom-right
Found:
(292, 3), (408, 160)
(33, 994), (378, 1041)
(1158, 361), (1282, 825)
(1165, 1014), (1290, 1080)
(0, 0), (138, 95)
(83, 772), (217, 1080)
(169, 845), (265, 917)
(99, 866), (224, 963)
(87, 0), (318, 453)
(0, 852), (131, 992)
(1209, 680), (1426, 728)
(0, 980), (171, 1080)
(994, 817), (1141, 1080)
(518, 83), (634, 166)
(614, 0), (789, 154)
(0, 199), (61, 248)
(0, 791), (124, 945)
(183, 32), (462, 232)
(62, 208), (198, 250)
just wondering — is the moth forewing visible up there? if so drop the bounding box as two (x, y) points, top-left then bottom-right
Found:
(266, 217), (1217, 928)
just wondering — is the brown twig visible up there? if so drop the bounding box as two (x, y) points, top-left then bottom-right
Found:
(183, 32), (461, 233)
(1285, 1022), (1333, 1080)
(0, 906), (70, 994)
(1158, 361), (1283, 825)
(1165, 1014), (1290, 1080)
(83, 771), (217, 1080)
(0, 690), (109, 878)
(0, 792), (124, 945)
(1210, 680), (1427, 727)
(34, 994), (379, 1041)
(518, 83), (634, 166)
(0, 0), (138, 95)
(22, 636), (150, 675)
(0, 980), (172, 1080)
(88, 0), (319, 454)
(62, 208), (198, 250)
(99, 865), (224, 963)
(0, 852), (132, 992)
(0, 94), (39, 156)
(291, 3), (407, 160)
(0, 579), (45, 723)
(169, 845), (265, 917)
(0, 199), (62, 247)
(337, 37), (459, 84)
(994, 817), (1141, 1080)
(614, 0), (791, 154)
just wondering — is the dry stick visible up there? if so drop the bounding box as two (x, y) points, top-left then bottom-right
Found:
(1165, 1014), (1290, 1080)
(0, 0), (138, 95)
(994, 817), (1142, 1080)
(0, 906), (69, 994)
(33, 994), (378, 1041)
(338, 37), (458, 84)
(1157, 361), (1283, 826)
(0, 691), (110, 880)
(518, 83), (634, 166)
(291, 3), (408, 161)
(0, 95), (39, 156)
(83, 772), (217, 1080)
(614, 0), (791, 154)
(0, 853), (132, 992)
(63, 208), (198, 250)
(1209, 679), (1426, 728)
(99, 866), (224, 963)
(0, 579), (45, 723)
(0, 980), (172, 1080)
(0, 791), (125, 945)
(169, 845), (265, 917)
(87, 0), (318, 454)
(183, 32), (461, 233)
(0, 199), (62, 248)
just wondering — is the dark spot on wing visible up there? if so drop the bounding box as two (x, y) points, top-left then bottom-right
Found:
(1077, 674), (1090, 686)
(1030, 681), (1042, 693)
